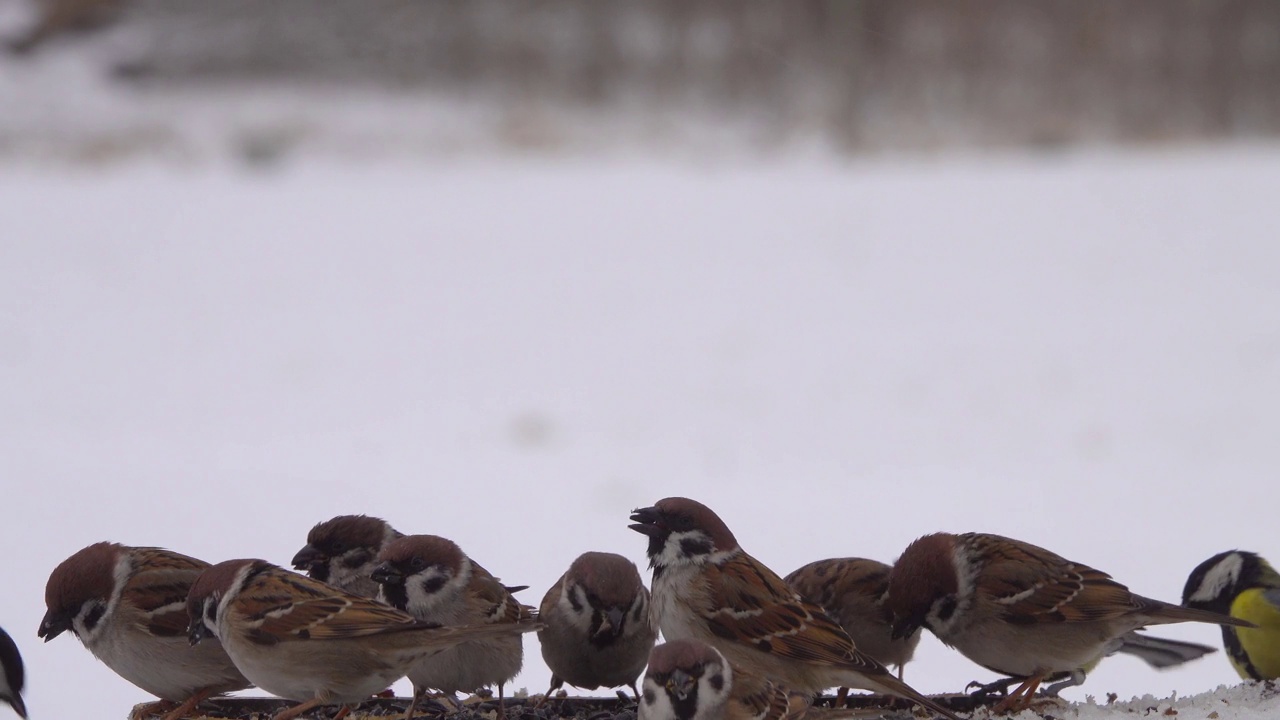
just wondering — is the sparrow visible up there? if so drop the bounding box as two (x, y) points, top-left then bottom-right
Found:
(638, 640), (809, 720)
(1184, 550), (1280, 680)
(186, 558), (542, 720)
(628, 497), (960, 720)
(38, 542), (251, 720)
(538, 551), (657, 699)
(369, 535), (532, 714)
(783, 558), (920, 681)
(291, 514), (404, 599)
(0, 626), (26, 718)
(886, 532), (1253, 711)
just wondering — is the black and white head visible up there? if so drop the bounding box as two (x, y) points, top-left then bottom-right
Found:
(38, 542), (131, 648)
(185, 559), (267, 646)
(629, 498), (740, 572)
(1184, 550), (1280, 613)
(0, 627), (26, 718)
(560, 552), (650, 646)
(639, 640), (732, 720)
(291, 515), (402, 592)
(370, 535), (471, 614)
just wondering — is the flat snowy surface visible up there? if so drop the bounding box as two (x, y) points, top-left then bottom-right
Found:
(1, 144), (1278, 719)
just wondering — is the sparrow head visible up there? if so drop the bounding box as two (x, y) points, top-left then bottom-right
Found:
(885, 533), (963, 639)
(629, 497), (739, 570)
(292, 515), (399, 584)
(39, 542), (125, 645)
(185, 558), (267, 646)
(371, 535), (469, 614)
(1183, 550), (1280, 613)
(562, 551), (649, 646)
(0, 626), (27, 719)
(640, 640), (732, 720)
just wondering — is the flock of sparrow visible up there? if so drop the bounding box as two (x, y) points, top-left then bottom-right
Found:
(0, 496), (1277, 720)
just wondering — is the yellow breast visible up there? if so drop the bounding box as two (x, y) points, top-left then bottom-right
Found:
(1229, 589), (1280, 680)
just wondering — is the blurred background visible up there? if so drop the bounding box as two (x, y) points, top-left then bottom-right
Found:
(2, 1), (1279, 719)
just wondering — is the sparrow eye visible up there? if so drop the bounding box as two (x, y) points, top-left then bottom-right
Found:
(330, 541), (347, 554)
(410, 557), (426, 571)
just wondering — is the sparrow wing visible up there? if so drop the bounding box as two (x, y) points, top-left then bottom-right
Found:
(703, 553), (888, 675)
(471, 565), (535, 624)
(125, 548), (210, 638)
(785, 558), (893, 626)
(238, 570), (419, 643)
(729, 668), (810, 720)
(966, 534), (1137, 623)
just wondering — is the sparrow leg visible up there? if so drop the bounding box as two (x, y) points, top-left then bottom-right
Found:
(991, 676), (1044, 714)
(158, 688), (214, 720)
(965, 676), (1019, 698)
(497, 681), (506, 716)
(628, 683), (641, 704)
(271, 698), (327, 720)
(1043, 670), (1087, 697)
(130, 700), (178, 720)
(405, 683), (437, 720)
(834, 687), (849, 707)
(332, 706), (352, 720)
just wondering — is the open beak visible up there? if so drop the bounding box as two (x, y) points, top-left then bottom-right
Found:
(628, 506), (665, 537)
(37, 610), (71, 642)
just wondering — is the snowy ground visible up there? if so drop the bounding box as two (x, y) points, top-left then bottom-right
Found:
(2, 143), (1279, 720)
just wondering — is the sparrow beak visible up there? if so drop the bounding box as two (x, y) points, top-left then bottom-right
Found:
(370, 562), (402, 586)
(37, 609), (71, 642)
(891, 615), (921, 640)
(291, 545), (326, 573)
(666, 669), (696, 701)
(6, 690), (26, 719)
(594, 607), (626, 641)
(188, 619), (209, 646)
(628, 506), (665, 537)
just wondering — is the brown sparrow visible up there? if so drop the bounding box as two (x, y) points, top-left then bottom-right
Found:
(38, 543), (251, 720)
(629, 498), (960, 720)
(369, 535), (532, 713)
(186, 558), (541, 720)
(538, 551), (657, 699)
(639, 640), (809, 720)
(0, 627), (26, 718)
(783, 558), (919, 681)
(291, 514), (404, 599)
(885, 532), (1253, 711)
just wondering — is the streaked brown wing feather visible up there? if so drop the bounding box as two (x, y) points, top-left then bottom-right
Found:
(126, 549), (210, 637)
(241, 570), (419, 640)
(730, 668), (810, 720)
(705, 554), (890, 677)
(970, 534), (1137, 623)
(472, 565), (534, 624)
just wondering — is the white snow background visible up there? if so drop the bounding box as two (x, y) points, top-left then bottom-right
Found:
(2, 145), (1279, 719)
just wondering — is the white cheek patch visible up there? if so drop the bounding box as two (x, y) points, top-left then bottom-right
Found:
(558, 585), (595, 630)
(655, 530), (717, 568)
(640, 677), (676, 720)
(1188, 553), (1244, 603)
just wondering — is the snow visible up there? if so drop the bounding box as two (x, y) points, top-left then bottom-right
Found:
(1, 142), (1279, 720)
